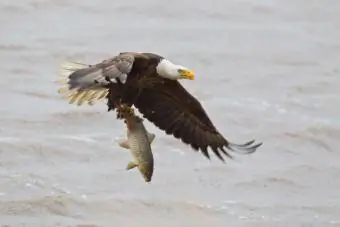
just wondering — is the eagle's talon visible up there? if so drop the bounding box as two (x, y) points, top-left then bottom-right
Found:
(116, 104), (135, 119)
(127, 107), (134, 116)
(116, 111), (123, 119)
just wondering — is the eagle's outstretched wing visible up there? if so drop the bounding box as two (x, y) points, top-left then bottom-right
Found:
(56, 52), (149, 106)
(134, 80), (263, 161)
(60, 53), (135, 89)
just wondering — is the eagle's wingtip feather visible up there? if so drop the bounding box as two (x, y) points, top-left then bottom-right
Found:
(228, 140), (263, 155)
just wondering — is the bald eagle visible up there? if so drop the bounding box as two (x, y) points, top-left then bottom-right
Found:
(57, 52), (262, 162)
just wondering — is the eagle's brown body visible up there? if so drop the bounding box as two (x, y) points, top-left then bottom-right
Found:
(57, 52), (262, 162)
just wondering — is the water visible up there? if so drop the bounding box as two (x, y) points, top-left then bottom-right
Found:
(1, 0), (340, 226)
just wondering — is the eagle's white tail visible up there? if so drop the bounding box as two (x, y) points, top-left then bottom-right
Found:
(55, 61), (109, 106)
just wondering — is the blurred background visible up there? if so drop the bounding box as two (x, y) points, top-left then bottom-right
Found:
(0, 0), (340, 226)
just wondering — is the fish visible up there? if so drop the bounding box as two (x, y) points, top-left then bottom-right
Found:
(118, 104), (156, 183)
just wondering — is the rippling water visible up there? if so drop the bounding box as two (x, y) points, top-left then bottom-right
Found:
(1, 0), (340, 226)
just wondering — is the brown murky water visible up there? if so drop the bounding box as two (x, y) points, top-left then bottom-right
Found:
(1, 0), (340, 226)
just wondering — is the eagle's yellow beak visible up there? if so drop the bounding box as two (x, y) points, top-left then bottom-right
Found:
(179, 69), (195, 80)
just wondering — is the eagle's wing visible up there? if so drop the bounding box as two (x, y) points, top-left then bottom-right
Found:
(134, 80), (262, 161)
(61, 53), (135, 90)
(56, 52), (143, 106)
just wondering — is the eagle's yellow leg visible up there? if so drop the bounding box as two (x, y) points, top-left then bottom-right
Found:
(116, 103), (135, 119)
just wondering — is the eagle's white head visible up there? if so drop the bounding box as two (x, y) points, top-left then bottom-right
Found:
(156, 59), (195, 81)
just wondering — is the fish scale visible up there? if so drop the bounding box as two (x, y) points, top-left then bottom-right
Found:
(118, 114), (156, 183)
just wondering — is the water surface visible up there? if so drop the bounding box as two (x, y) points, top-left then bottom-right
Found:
(1, 0), (340, 226)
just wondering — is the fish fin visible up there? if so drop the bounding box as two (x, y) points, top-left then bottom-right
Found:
(118, 140), (130, 149)
(126, 162), (138, 170)
(147, 133), (156, 144)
